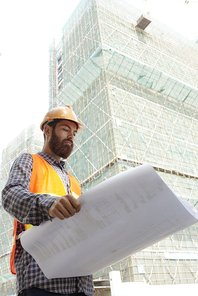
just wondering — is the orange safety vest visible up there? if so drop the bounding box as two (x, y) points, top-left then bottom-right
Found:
(10, 154), (81, 275)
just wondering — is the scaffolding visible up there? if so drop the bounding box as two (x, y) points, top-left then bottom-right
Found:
(1, 0), (198, 294)
(48, 0), (198, 290)
(0, 125), (43, 295)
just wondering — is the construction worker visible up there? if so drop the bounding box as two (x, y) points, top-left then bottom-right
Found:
(1, 106), (95, 296)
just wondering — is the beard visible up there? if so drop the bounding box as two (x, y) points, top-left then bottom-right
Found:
(49, 129), (74, 159)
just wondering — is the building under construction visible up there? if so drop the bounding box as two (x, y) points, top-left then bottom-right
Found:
(0, 0), (198, 295)
(0, 125), (43, 295)
(49, 0), (198, 290)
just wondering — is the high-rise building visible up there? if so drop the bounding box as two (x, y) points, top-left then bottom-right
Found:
(1, 0), (198, 295)
(0, 125), (43, 295)
(49, 0), (198, 291)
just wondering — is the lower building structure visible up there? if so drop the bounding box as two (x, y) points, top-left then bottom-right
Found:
(0, 125), (43, 295)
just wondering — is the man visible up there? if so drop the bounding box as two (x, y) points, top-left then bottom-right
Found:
(2, 105), (95, 296)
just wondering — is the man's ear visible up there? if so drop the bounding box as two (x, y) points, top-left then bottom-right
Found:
(44, 125), (52, 139)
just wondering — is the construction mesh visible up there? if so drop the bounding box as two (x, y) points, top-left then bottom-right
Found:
(0, 125), (43, 295)
(1, 0), (198, 294)
(49, 0), (198, 287)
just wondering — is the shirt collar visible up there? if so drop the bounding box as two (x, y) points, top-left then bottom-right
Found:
(38, 152), (66, 169)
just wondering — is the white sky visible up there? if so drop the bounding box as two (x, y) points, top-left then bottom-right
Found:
(0, 0), (198, 158)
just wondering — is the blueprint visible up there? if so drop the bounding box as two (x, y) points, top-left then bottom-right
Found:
(21, 163), (198, 279)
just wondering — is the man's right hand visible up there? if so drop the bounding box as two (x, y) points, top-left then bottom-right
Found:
(49, 194), (81, 220)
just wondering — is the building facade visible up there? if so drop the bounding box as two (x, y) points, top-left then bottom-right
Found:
(1, 0), (198, 295)
(49, 0), (198, 291)
(0, 125), (43, 295)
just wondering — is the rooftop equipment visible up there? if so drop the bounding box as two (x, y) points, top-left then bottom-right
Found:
(135, 14), (151, 30)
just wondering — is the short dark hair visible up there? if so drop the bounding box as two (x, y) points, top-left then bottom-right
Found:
(43, 119), (62, 140)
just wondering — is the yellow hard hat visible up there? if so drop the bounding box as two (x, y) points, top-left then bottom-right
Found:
(40, 105), (83, 131)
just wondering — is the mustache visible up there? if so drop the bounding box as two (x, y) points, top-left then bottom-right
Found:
(63, 139), (73, 145)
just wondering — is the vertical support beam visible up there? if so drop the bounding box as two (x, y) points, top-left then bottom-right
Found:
(109, 271), (122, 296)
(53, 38), (57, 106)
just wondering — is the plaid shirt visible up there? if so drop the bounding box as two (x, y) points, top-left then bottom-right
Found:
(2, 152), (95, 295)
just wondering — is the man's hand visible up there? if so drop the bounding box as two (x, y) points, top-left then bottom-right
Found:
(49, 194), (81, 220)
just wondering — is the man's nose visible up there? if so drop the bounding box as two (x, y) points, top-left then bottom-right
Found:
(67, 132), (74, 141)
